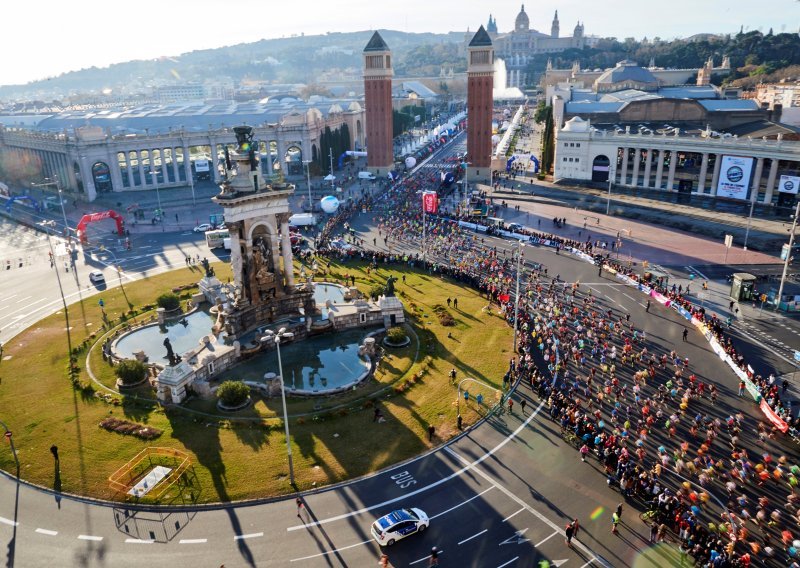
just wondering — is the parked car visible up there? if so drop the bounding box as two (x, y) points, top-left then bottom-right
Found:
(370, 508), (429, 546)
(193, 223), (212, 233)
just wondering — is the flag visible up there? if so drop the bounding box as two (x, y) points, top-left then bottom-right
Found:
(422, 191), (438, 214)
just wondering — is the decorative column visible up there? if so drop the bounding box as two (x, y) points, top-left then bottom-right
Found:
(710, 154), (722, 196)
(280, 219), (295, 289)
(654, 150), (665, 189)
(124, 152), (134, 187)
(137, 150), (146, 187)
(229, 224), (244, 292)
(665, 150), (678, 191)
(631, 148), (641, 188)
(764, 158), (779, 204)
(750, 157), (764, 202)
(642, 149), (653, 188)
(697, 153), (709, 194)
(171, 147), (180, 182)
(265, 144), (274, 175)
(182, 143), (191, 182)
(620, 148), (629, 186)
(79, 155), (97, 201)
(110, 150), (125, 192)
(160, 148), (169, 182)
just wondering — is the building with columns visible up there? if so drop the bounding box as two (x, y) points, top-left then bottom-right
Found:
(483, 5), (588, 89)
(467, 25), (494, 184)
(0, 99), (365, 202)
(362, 31), (394, 175)
(554, 117), (800, 208)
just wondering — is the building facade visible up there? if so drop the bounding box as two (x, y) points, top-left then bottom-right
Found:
(554, 117), (800, 207)
(489, 5), (587, 89)
(0, 102), (365, 202)
(362, 31), (394, 174)
(467, 26), (494, 183)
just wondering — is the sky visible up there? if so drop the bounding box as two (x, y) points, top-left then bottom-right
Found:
(2, 0), (798, 86)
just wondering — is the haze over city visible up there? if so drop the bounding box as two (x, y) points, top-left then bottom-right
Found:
(2, 0), (796, 86)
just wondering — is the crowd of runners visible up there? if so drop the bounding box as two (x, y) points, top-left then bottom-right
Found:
(311, 149), (800, 567)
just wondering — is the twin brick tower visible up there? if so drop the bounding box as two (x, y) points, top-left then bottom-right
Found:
(363, 26), (494, 182)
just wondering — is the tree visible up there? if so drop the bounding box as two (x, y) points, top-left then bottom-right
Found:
(217, 380), (250, 407)
(386, 326), (408, 344)
(114, 359), (147, 385)
(156, 293), (180, 311)
(540, 105), (555, 175)
(533, 100), (549, 124)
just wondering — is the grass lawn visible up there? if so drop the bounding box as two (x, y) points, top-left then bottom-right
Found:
(0, 259), (513, 502)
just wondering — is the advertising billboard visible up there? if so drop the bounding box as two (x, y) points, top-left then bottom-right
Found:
(716, 155), (754, 200)
(778, 175), (800, 194)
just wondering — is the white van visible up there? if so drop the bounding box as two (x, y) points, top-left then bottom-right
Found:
(358, 171), (377, 180)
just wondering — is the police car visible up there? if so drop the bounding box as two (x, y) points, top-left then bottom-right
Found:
(370, 508), (429, 546)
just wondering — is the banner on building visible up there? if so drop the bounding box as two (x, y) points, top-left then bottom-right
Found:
(778, 175), (800, 194)
(422, 191), (438, 214)
(716, 155), (754, 200)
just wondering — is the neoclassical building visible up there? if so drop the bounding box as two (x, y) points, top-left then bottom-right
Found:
(0, 100), (365, 201)
(485, 5), (587, 89)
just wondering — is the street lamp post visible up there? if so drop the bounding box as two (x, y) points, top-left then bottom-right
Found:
(743, 198), (756, 250)
(150, 170), (164, 232)
(776, 200), (800, 312)
(44, 221), (75, 384)
(275, 329), (295, 486)
(513, 242), (524, 352)
(303, 160), (313, 213)
(0, 419), (20, 477)
(606, 163), (616, 216)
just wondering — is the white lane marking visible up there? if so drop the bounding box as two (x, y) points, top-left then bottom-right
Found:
(179, 538), (208, 544)
(502, 508), (524, 523)
(535, 530), (558, 547)
(688, 266), (709, 281)
(622, 293), (636, 302)
(4, 295), (17, 301)
(497, 556), (519, 568)
(35, 528), (58, 536)
(430, 486), (495, 520)
(16, 296), (32, 303)
(286, 400), (545, 532)
(580, 559), (598, 568)
(234, 532), (263, 540)
(458, 528), (488, 545)
(0, 517), (19, 527)
(78, 535), (103, 541)
(289, 539), (372, 562)
(125, 538), (154, 544)
(444, 447), (612, 568)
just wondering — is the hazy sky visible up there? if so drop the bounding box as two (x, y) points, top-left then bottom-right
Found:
(2, 0), (797, 86)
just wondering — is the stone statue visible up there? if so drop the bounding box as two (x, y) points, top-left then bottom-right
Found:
(253, 249), (275, 288)
(202, 257), (211, 278)
(385, 275), (397, 297)
(163, 338), (176, 365)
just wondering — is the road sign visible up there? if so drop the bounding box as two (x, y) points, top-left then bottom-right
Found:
(724, 234), (733, 248)
(98, 299), (104, 307)
(4, 432), (11, 439)
(760, 294), (767, 302)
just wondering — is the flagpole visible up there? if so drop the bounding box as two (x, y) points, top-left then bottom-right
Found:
(423, 207), (426, 260)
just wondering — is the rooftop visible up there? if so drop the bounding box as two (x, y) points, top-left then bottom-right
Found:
(363, 31), (390, 52)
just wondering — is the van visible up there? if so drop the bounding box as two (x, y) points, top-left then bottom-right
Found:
(358, 171), (377, 180)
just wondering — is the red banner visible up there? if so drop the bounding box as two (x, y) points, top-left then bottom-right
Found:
(759, 399), (789, 433)
(422, 191), (438, 214)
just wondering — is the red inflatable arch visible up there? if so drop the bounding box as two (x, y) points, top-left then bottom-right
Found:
(76, 210), (125, 243)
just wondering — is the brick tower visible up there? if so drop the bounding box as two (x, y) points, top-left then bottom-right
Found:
(466, 25), (494, 183)
(363, 31), (394, 175)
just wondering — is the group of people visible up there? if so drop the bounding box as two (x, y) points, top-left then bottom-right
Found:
(311, 147), (799, 568)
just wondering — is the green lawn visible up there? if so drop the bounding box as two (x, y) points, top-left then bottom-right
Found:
(0, 259), (513, 502)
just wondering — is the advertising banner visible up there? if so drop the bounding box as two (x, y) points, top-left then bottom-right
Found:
(716, 155), (754, 200)
(760, 399), (789, 433)
(422, 191), (438, 213)
(779, 175), (800, 194)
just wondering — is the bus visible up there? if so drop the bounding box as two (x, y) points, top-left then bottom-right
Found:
(194, 158), (211, 181)
(205, 229), (230, 249)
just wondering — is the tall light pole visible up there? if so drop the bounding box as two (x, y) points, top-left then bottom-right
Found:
(34, 176), (71, 241)
(776, 200), (800, 312)
(606, 162), (616, 216)
(150, 170), (164, 232)
(44, 221), (75, 384)
(275, 329), (295, 486)
(303, 160), (313, 213)
(512, 242), (524, 352)
(743, 198), (756, 250)
(0, 419), (20, 477)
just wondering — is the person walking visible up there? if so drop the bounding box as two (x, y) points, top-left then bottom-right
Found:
(428, 424), (435, 442)
(520, 399), (527, 415)
(611, 511), (620, 534)
(378, 553), (390, 567)
(579, 443), (590, 462)
(615, 502), (623, 522)
(645, 300), (650, 313)
(428, 547), (439, 567)
(507, 398), (513, 414)
(682, 328), (688, 342)
(296, 497), (304, 518)
(565, 519), (579, 547)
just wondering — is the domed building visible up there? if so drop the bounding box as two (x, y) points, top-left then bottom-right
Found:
(484, 4), (589, 89)
(594, 60), (661, 93)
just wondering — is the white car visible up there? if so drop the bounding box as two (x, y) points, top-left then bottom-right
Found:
(88, 270), (105, 284)
(371, 508), (429, 546)
(193, 223), (212, 233)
